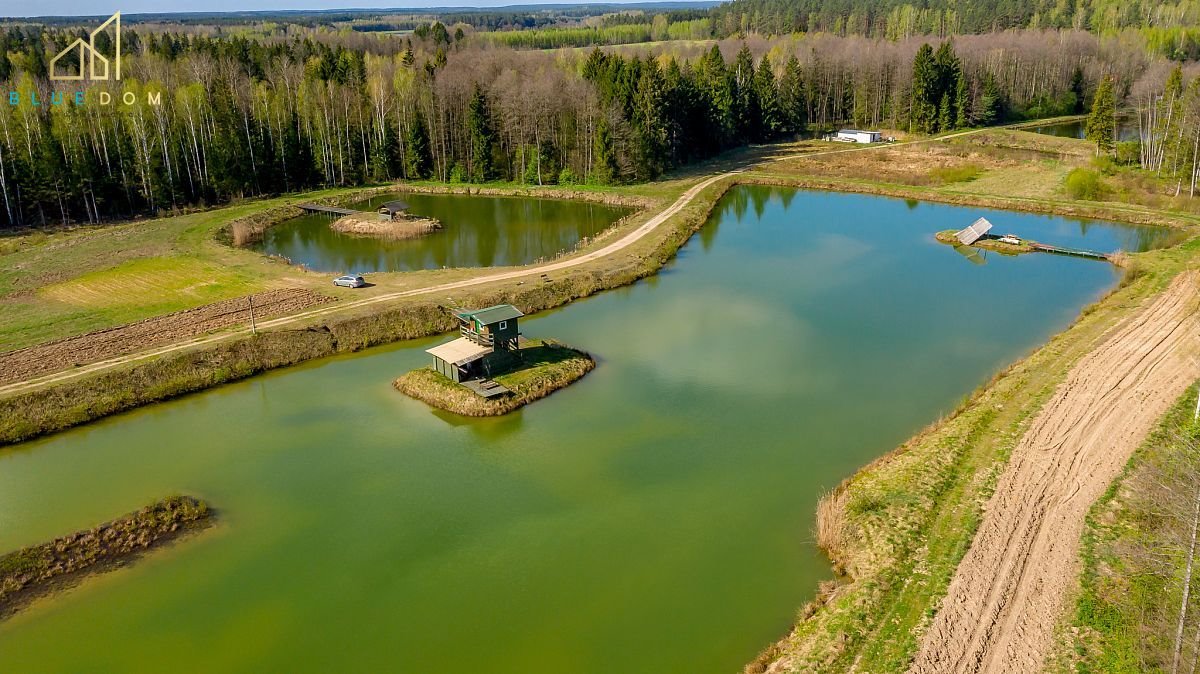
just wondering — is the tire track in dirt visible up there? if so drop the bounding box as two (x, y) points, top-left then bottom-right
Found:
(908, 271), (1200, 674)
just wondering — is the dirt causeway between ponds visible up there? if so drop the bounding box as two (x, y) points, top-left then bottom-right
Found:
(0, 288), (331, 386)
(908, 271), (1200, 673)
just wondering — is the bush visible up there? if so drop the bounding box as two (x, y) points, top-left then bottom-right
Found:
(1115, 141), (1140, 166)
(448, 162), (466, 183)
(1065, 168), (1104, 200)
(1091, 155), (1119, 176)
(929, 164), (984, 185)
(558, 167), (578, 185)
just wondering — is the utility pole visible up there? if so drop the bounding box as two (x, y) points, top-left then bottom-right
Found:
(249, 295), (258, 336)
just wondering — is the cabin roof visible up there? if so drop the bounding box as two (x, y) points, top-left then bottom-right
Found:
(956, 217), (994, 246)
(426, 337), (492, 366)
(838, 129), (879, 135)
(456, 304), (524, 325)
(377, 199), (409, 214)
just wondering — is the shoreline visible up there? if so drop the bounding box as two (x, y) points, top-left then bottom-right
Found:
(0, 176), (729, 446)
(2, 171), (1195, 447)
(394, 342), (595, 416)
(0, 496), (214, 623)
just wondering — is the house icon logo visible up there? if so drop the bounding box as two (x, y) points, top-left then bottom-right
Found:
(49, 12), (121, 81)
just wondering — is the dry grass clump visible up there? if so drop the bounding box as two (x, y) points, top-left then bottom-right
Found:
(0, 495), (213, 621)
(329, 213), (441, 239)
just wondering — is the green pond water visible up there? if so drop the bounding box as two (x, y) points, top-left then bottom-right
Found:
(0, 186), (1169, 673)
(251, 192), (632, 273)
(1027, 116), (1139, 143)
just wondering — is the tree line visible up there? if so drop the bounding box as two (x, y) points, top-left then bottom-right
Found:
(711, 0), (1200, 51)
(0, 25), (1155, 228)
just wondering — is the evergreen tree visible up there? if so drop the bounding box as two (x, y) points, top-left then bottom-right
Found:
(938, 92), (953, 132)
(910, 44), (938, 133)
(592, 116), (618, 185)
(466, 84), (496, 183)
(697, 45), (734, 149)
(404, 113), (432, 179)
(754, 55), (781, 139)
(732, 44), (760, 140)
(778, 54), (806, 136)
(631, 59), (668, 180)
(1086, 75), (1117, 154)
(977, 74), (1002, 126)
(954, 73), (970, 128)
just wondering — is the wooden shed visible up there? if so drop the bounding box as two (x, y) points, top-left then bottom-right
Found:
(425, 304), (524, 382)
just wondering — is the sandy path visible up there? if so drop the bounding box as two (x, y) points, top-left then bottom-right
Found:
(909, 271), (1200, 674)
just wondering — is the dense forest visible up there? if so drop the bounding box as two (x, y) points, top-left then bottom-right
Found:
(711, 0), (1200, 52)
(0, 22), (1154, 228)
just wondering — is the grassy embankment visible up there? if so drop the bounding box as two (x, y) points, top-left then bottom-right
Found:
(0, 173), (734, 445)
(743, 131), (1200, 672)
(394, 340), (595, 416)
(0, 495), (213, 622)
(1046, 383), (1200, 673)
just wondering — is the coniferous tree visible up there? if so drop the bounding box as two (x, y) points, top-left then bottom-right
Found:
(910, 43), (938, 133)
(732, 44), (760, 140)
(466, 84), (496, 183)
(755, 55), (781, 139)
(954, 73), (970, 128)
(405, 112), (432, 179)
(592, 116), (618, 185)
(778, 54), (806, 136)
(1086, 75), (1117, 154)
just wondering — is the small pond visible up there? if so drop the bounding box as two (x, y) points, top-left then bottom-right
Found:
(250, 192), (634, 273)
(1026, 116), (1139, 143)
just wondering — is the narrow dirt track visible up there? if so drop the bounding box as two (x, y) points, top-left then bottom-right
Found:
(0, 124), (997, 399)
(909, 271), (1200, 674)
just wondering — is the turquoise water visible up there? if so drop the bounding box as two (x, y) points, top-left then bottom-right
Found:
(0, 186), (1153, 673)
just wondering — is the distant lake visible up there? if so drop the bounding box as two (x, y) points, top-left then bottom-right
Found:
(0, 186), (1176, 673)
(252, 192), (633, 273)
(1026, 116), (1139, 143)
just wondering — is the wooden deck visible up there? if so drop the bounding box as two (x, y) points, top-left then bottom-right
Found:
(462, 379), (510, 398)
(295, 203), (357, 216)
(1028, 242), (1111, 260)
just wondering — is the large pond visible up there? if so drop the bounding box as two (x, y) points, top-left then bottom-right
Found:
(251, 192), (633, 273)
(0, 186), (1170, 673)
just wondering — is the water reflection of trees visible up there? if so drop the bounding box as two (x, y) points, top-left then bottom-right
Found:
(254, 194), (631, 272)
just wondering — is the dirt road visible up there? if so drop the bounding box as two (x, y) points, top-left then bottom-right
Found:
(909, 271), (1200, 674)
(0, 289), (330, 386)
(0, 125), (999, 400)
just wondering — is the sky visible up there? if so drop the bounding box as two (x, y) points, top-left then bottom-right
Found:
(6, 0), (675, 18)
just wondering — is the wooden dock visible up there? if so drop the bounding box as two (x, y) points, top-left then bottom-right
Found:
(1028, 242), (1111, 261)
(296, 203), (357, 216)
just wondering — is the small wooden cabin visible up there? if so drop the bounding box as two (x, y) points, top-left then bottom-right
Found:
(425, 304), (524, 382)
(376, 199), (410, 222)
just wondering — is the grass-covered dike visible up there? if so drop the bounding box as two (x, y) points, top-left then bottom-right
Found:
(394, 340), (595, 416)
(0, 495), (214, 622)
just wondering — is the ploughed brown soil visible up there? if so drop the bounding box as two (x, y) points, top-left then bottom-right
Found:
(0, 288), (332, 386)
(909, 271), (1200, 673)
(0, 495), (213, 622)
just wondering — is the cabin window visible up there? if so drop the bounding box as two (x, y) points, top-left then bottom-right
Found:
(498, 321), (507, 330)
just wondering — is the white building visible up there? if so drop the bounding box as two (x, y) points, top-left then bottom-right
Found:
(835, 129), (883, 143)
